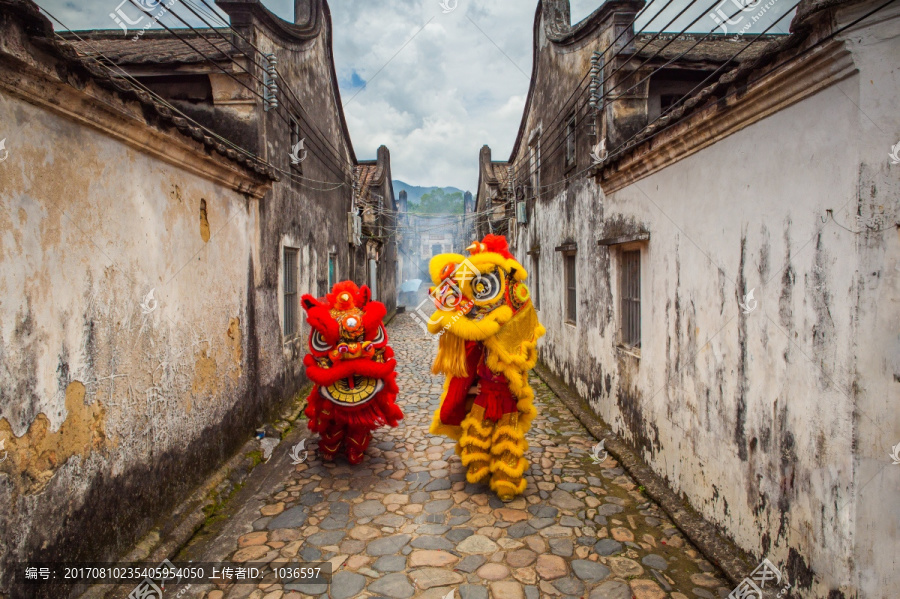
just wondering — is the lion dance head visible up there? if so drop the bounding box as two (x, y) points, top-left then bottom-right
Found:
(301, 281), (402, 464)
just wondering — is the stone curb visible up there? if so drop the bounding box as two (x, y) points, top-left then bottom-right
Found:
(534, 362), (757, 586)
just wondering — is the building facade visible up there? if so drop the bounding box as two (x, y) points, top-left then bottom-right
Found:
(0, 0), (395, 594)
(478, 0), (900, 596)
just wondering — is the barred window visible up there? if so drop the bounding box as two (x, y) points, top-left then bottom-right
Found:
(565, 253), (576, 323)
(283, 247), (299, 338)
(621, 250), (641, 348)
(532, 252), (541, 310)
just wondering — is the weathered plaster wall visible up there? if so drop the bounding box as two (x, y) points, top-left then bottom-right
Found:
(509, 1), (898, 597)
(0, 91), (263, 594)
(238, 3), (359, 404)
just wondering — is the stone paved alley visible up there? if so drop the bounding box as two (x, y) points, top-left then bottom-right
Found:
(174, 314), (734, 599)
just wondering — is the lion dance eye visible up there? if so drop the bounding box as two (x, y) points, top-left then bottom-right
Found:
(311, 330), (332, 352)
(472, 273), (502, 301)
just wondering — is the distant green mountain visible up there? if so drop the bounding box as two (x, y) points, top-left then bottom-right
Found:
(393, 180), (466, 205)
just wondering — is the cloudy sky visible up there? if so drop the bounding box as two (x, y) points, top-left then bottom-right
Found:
(41, 0), (794, 192)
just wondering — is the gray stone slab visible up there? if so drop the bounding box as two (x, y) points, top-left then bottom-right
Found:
(592, 539), (623, 556)
(642, 554), (668, 570)
(595, 504), (623, 516)
(589, 580), (632, 599)
(424, 499), (454, 514)
(367, 534), (412, 556)
(571, 559), (611, 583)
(552, 576), (585, 595)
(528, 505), (559, 518)
(424, 479), (451, 491)
(458, 584), (489, 599)
(318, 514), (349, 530)
(446, 528), (474, 543)
(368, 572), (415, 598)
(373, 555), (407, 573)
(549, 538), (574, 557)
(354, 499), (387, 518)
(507, 522), (537, 538)
(330, 571), (366, 599)
(266, 506), (308, 530)
(455, 555), (486, 573)
(306, 530), (345, 546)
(410, 535), (455, 551)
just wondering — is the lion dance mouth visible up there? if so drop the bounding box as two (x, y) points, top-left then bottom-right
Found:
(301, 281), (403, 464)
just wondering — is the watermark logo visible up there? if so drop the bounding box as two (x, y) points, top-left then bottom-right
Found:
(0, 138), (8, 162)
(709, 0), (767, 35)
(289, 438), (309, 465)
(740, 288), (757, 314)
(290, 138), (307, 165)
(441, 590), (455, 599)
(0, 439), (7, 464)
(889, 142), (900, 165)
(890, 442), (900, 465)
(410, 259), (481, 335)
(589, 440), (609, 464)
(140, 288), (159, 314)
(109, 0), (178, 40)
(128, 558), (179, 599)
(729, 558), (791, 599)
(439, 0), (458, 13)
(590, 139), (607, 164)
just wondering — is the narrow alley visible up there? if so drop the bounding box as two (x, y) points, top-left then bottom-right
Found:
(1, 0), (897, 597)
(174, 314), (732, 599)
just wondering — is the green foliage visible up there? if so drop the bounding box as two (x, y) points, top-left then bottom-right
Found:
(247, 450), (264, 468)
(410, 188), (464, 214)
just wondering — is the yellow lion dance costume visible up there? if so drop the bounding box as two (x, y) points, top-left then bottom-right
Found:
(425, 234), (545, 501)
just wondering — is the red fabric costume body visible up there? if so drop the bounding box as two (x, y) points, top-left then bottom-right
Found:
(301, 281), (402, 464)
(439, 342), (518, 425)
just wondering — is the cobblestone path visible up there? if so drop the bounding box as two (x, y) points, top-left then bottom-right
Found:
(204, 314), (732, 599)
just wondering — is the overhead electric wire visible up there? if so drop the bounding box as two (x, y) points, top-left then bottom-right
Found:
(189, 0), (354, 170)
(510, 0), (789, 200)
(37, 6), (352, 193)
(145, 0), (355, 184)
(503, 0), (702, 198)
(504, 0), (676, 187)
(602, 0), (786, 103)
(599, 0), (815, 165)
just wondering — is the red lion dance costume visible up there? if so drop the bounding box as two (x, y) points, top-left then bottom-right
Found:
(426, 235), (545, 501)
(301, 281), (402, 464)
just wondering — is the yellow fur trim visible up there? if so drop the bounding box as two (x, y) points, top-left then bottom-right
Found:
(490, 475), (527, 500)
(432, 332), (468, 377)
(466, 465), (491, 483)
(482, 304), (545, 436)
(460, 450), (491, 466)
(491, 423), (524, 441)
(490, 440), (526, 457)
(459, 433), (492, 451)
(489, 456), (527, 478)
(461, 415), (494, 437)
(427, 307), (506, 339)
